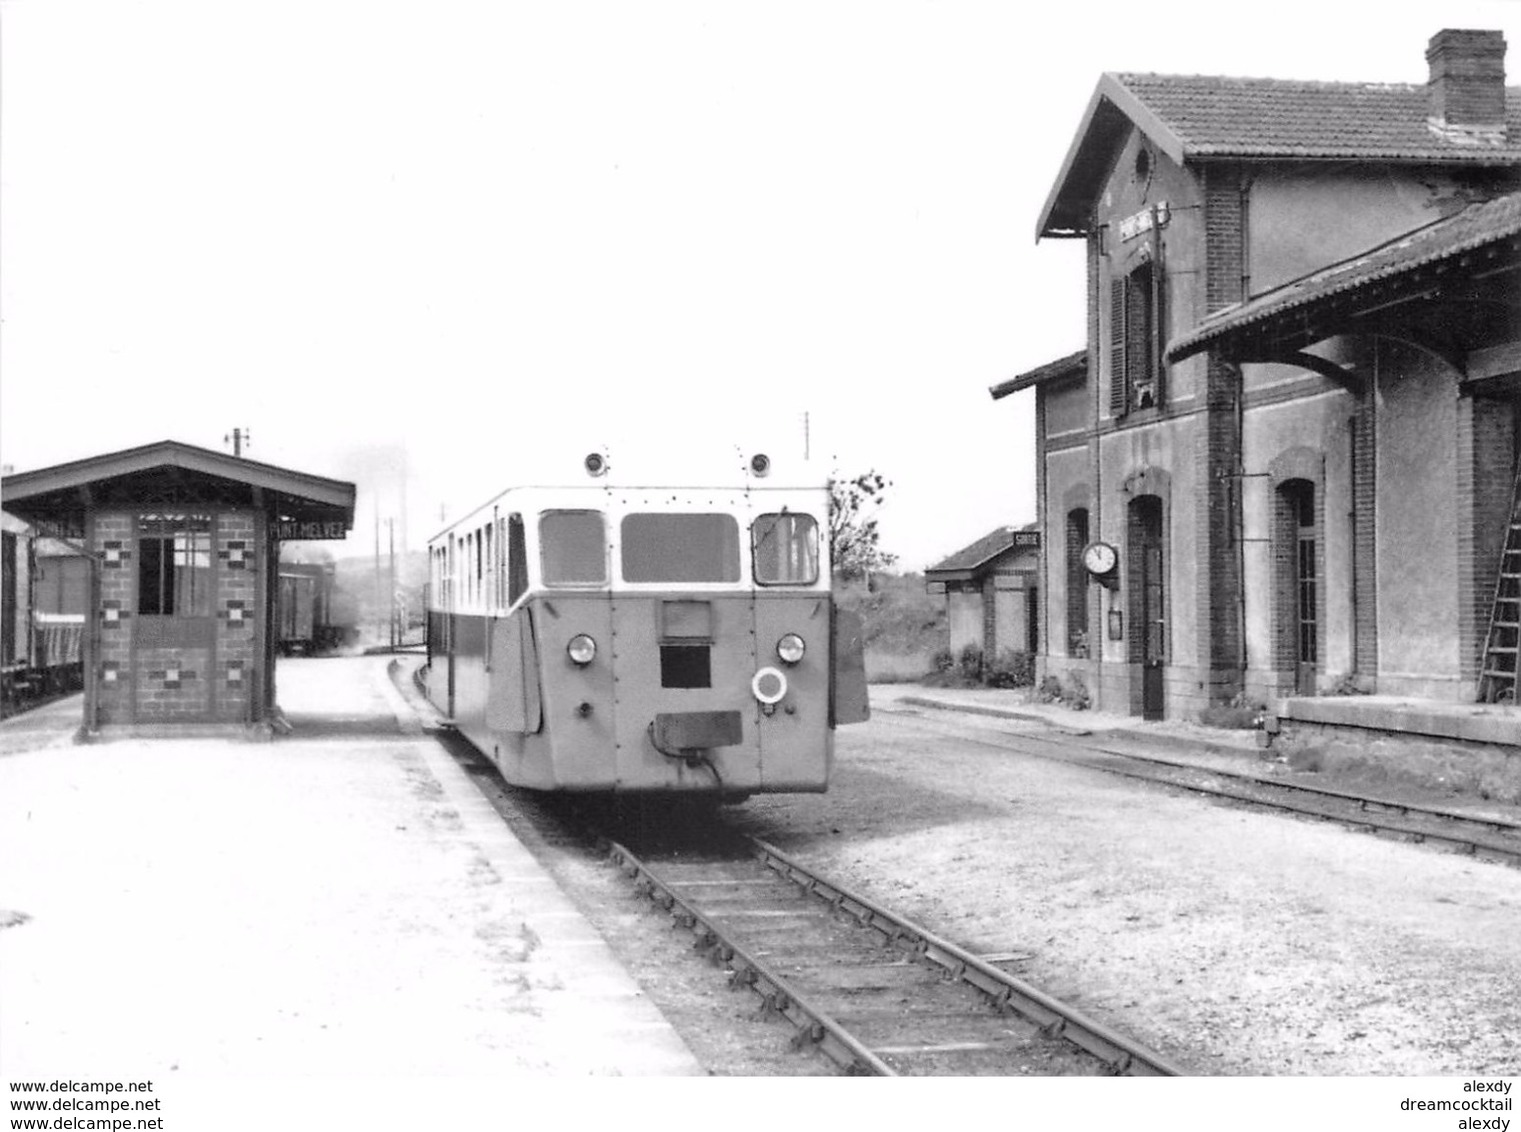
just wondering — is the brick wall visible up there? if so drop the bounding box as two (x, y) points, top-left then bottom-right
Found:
(90, 507), (264, 726)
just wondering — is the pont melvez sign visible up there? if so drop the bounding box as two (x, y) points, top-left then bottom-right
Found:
(274, 519), (348, 541)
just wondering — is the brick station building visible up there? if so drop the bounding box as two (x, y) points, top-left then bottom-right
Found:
(995, 29), (1521, 726)
(1, 441), (355, 735)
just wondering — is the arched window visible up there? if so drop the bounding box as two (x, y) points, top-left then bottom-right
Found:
(1277, 479), (1318, 695)
(1065, 508), (1090, 657)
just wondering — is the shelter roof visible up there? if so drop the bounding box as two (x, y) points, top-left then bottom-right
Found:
(989, 350), (1087, 400)
(1167, 190), (1521, 363)
(1, 440), (356, 533)
(1039, 72), (1521, 237)
(926, 524), (1039, 581)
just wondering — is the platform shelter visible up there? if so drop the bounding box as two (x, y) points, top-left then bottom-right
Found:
(0, 441), (355, 735)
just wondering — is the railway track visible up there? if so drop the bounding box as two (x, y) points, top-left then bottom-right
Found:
(885, 701), (1521, 868)
(434, 727), (1185, 1078)
(606, 832), (1185, 1077)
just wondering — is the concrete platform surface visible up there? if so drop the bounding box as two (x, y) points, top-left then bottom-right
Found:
(0, 656), (702, 1077)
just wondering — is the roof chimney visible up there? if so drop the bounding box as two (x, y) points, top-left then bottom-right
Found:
(1427, 29), (1507, 127)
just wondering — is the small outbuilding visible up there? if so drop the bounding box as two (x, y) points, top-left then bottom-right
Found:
(1, 441), (356, 735)
(925, 525), (1040, 660)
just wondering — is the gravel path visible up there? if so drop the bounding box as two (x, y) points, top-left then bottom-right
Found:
(731, 703), (1521, 1075)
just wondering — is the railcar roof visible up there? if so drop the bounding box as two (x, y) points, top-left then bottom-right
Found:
(429, 479), (828, 544)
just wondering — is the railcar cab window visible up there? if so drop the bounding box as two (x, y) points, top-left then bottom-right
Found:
(752, 512), (819, 585)
(540, 510), (607, 586)
(138, 514), (212, 615)
(620, 514), (740, 583)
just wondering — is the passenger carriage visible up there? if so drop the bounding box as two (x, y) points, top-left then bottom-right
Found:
(423, 451), (868, 796)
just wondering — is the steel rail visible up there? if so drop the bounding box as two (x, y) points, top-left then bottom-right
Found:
(897, 699), (1521, 835)
(1060, 732), (1521, 836)
(603, 839), (896, 1076)
(885, 705), (1521, 866)
(1004, 732), (1521, 866)
(747, 837), (1185, 1077)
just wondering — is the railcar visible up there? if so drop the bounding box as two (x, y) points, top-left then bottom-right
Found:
(423, 451), (869, 797)
(277, 561), (354, 654)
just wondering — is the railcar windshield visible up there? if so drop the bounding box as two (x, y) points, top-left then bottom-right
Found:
(540, 510), (608, 585)
(620, 513), (740, 583)
(751, 512), (820, 585)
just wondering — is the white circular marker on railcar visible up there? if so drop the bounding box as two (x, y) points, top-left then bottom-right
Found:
(752, 666), (787, 704)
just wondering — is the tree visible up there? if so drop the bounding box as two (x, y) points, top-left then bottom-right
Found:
(828, 469), (898, 583)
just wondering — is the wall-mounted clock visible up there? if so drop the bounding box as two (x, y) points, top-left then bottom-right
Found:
(1082, 541), (1118, 578)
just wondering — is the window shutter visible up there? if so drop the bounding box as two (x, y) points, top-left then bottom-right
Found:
(1109, 279), (1127, 417)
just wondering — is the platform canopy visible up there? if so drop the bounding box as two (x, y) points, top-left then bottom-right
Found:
(0, 440), (356, 540)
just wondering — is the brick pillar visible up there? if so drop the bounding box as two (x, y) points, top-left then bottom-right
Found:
(1034, 384), (1049, 668)
(1196, 164), (1247, 705)
(93, 511), (135, 725)
(1086, 233), (1103, 660)
(1351, 392), (1379, 676)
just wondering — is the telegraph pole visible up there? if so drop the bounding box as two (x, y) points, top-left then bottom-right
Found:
(387, 518), (397, 649)
(224, 428), (250, 457)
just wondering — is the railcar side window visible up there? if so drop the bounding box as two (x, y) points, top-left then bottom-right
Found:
(507, 514), (528, 603)
(138, 515), (212, 616)
(752, 513), (819, 585)
(621, 514), (740, 583)
(540, 510), (606, 586)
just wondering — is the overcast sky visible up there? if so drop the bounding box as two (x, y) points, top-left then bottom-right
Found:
(4, 0), (1519, 568)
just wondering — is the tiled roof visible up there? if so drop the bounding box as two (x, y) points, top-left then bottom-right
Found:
(1168, 190), (1521, 361)
(926, 524), (1038, 576)
(1114, 74), (1521, 161)
(1, 440), (357, 528)
(989, 349), (1087, 400)
(1039, 71), (1521, 237)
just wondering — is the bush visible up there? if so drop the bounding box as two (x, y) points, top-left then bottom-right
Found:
(957, 645), (984, 682)
(985, 649), (1035, 688)
(1037, 672), (1090, 710)
(931, 647), (955, 673)
(1199, 692), (1265, 730)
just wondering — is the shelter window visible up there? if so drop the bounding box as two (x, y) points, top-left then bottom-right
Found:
(621, 514), (739, 583)
(138, 515), (212, 616)
(540, 511), (607, 586)
(752, 513), (819, 585)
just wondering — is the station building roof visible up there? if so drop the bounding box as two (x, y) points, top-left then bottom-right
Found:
(1166, 189), (1521, 364)
(989, 350), (1087, 401)
(1, 440), (356, 537)
(1039, 52), (1521, 238)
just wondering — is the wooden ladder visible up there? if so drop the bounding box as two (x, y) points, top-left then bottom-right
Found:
(1479, 468), (1521, 703)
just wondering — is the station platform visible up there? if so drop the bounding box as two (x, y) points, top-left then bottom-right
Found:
(0, 656), (703, 1077)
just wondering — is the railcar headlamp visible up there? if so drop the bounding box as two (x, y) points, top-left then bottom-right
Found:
(567, 634), (597, 665)
(584, 452), (607, 477)
(749, 453), (771, 477)
(776, 633), (806, 665)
